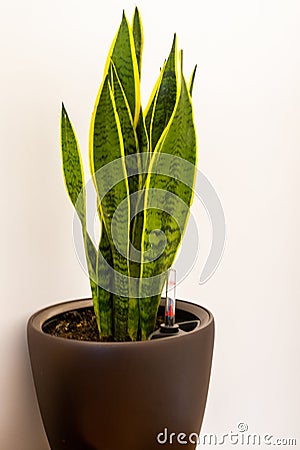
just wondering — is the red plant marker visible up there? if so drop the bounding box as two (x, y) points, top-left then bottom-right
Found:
(164, 269), (176, 327)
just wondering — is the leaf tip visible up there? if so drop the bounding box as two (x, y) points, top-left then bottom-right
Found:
(121, 9), (130, 29)
(193, 64), (198, 79)
(61, 102), (68, 120)
(189, 64), (198, 96)
(172, 33), (177, 47)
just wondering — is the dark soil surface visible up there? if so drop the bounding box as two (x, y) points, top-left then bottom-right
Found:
(43, 307), (101, 341)
(43, 307), (165, 342)
(43, 305), (197, 342)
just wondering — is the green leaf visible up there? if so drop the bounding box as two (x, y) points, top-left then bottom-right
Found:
(105, 11), (140, 126)
(110, 62), (142, 339)
(189, 64), (197, 96)
(144, 64), (165, 138)
(143, 74), (197, 269)
(145, 35), (179, 151)
(136, 106), (149, 185)
(90, 75), (131, 341)
(129, 107), (149, 264)
(136, 107), (149, 154)
(110, 62), (140, 194)
(139, 74), (197, 339)
(61, 103), (85, 223)
(97, 223), (113, 339)
(132, 7), (143, 77)
(61, 104), (103, 333)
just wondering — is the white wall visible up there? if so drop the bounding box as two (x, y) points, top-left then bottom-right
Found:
(0, 0), (299, 448)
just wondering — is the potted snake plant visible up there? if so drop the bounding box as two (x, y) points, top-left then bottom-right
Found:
(27, 8), (214, 450)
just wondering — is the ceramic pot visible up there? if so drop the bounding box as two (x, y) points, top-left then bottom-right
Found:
(27, 298), (214, 450)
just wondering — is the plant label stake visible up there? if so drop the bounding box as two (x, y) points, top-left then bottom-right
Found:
(163, 269), (178, 329)
(149, 269), (201, 340)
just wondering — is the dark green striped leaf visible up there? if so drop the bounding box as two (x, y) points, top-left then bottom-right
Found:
(132, 7), (143, 77)
(109, 12), (140, 126)
(110, 62), (141, 339)
(61, 104), (103, 333)
(91, 75), (131, 341)
(97, 223), (113, 339)
(110, 62), (140, 194)
(145, 35), (178, 151)
(139, 74), (197, 339)
(61, 103), (85, 223)
(144, 64), (165, 141)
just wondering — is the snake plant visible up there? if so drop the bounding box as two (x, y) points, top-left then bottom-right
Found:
(60, 8), (198, 341)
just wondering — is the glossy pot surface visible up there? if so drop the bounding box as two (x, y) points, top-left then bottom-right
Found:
(27, 298), (214, 450)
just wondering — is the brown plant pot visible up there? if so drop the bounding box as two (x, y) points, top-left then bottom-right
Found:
(27, 298), (214, 450)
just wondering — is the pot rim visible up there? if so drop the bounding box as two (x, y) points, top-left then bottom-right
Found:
(28, 298), (214, 346)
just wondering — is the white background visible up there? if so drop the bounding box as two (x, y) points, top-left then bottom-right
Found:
(0, 0), (299, 448)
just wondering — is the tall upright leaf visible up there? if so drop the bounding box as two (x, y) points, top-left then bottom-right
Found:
(139, 73), (197, 339)
(110, 63), (140, 194)
(110, 62), (141, 339)
(145, 35), (178, 151)
(97, 219), (114, 340)
(61, 104), (101, 332)
(104, 12), (140, 127)
(132, 7), (143, 77)
(144, 63), (165, 139)
(90, 75), (131, 341)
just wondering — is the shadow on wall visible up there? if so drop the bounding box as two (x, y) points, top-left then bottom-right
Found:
(2, 325), (49, 450)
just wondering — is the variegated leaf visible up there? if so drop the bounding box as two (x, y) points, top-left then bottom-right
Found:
(105, 12), (140, 126)
(139, 74), (197, 339)
(132, 7), (143, 77)
(90, 74), (131, 341)
(61, 104), (102, 332)
(145, 35), (178, 151)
